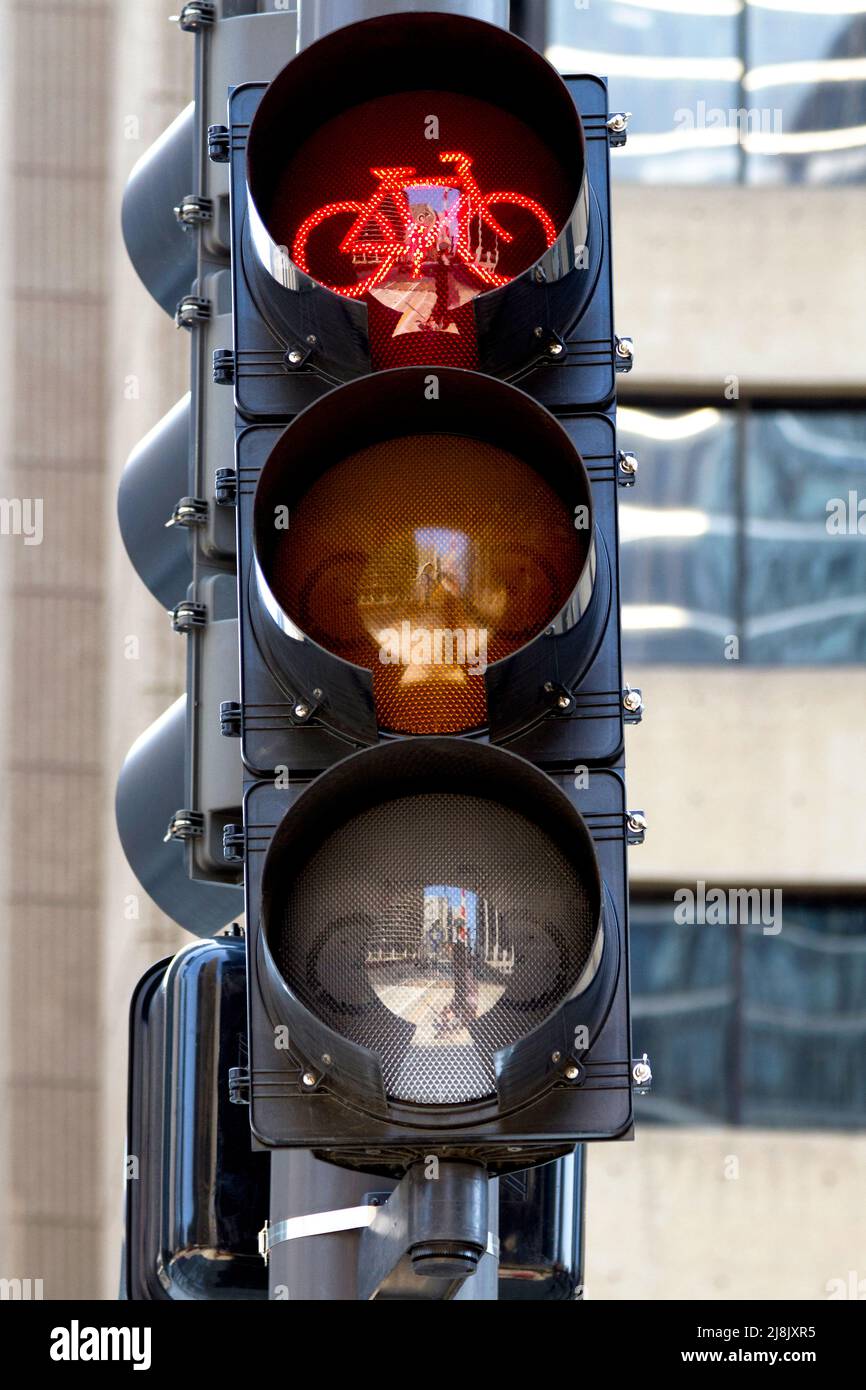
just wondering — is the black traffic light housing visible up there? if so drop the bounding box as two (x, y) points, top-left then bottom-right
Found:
(221, 10), (639, 1176)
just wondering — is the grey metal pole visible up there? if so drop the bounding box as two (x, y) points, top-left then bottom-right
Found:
(264, 0), (509, 1302)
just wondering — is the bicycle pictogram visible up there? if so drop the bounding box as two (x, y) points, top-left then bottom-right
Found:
(292, 149), (557, 316)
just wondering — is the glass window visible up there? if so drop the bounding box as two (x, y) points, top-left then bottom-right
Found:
(631, 892), (866, 1128)
(744, 410), (866, 663)
(618, 405), (738, 664)
(746, 5), (866, 187)
(619, 403), (866, 665)
(541, 0), (866, 186)
(546, 0), (742, 184)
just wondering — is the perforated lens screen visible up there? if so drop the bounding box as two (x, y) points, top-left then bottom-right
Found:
(265, 90), (574, 369)
(271, 791), (597, 1105)
(265, 432), (584, 734)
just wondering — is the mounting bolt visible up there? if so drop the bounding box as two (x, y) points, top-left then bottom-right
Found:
(548, 340), (564, 357)
(301, 1071), (317, 1089)
(617, 450), (639, 484)
(551, 1051), (562, 1064)
(623, 686), (644, 717)
(632, 1054), (653, 1091)
(294, 702), (310, 720)
(564, 1064), (580, 1081)
(286, 347), (304, 366)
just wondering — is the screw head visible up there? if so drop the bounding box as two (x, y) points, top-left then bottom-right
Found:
(628, 812), (648, 834)
(301, 1071), (317, 1089)
(623, 688), (642, 713)
(287, 347), (304, 365)
(564, 1064), (579, 1081)
(306, 334), (317, 346)
(557, 693), (571, 710)
(633, 1058), (652, 1087)
(551, 1050), (562, 1064)
(294, 702), (310, 720)
(615, 336), (634, 360)
(321, 1053), (332, 1066)
(618, 451), (638, 476)
(548, 341), (564, 357)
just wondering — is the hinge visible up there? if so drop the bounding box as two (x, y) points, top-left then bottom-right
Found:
(213, 348), (235, 385)
(174, 194), (213, 228)
(219, 700), (242, 737)
(208, 124), (230, 163)
(164, 809), (203, 843)
(214, 468), (238, 506)
(228, 1066), (251, 1105)
(170, 600), (207, 634)
(165, 496), (207, 528)
(175, 295), (211, 329)
(223, 822), (245, 864)
(173, 2), (216, 31)
(606, 112), (630, 148)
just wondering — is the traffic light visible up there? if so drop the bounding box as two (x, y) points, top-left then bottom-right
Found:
(125, 929), (269, 1300)
(117, 2), (644, 1302)
(224, 8), (642, 1254)
(116, 4), (305, 932)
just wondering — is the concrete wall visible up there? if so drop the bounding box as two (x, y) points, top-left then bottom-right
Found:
(587, 1130), (866, 1301)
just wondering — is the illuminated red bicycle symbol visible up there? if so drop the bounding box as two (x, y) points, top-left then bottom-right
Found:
(292, 149), (557, 300)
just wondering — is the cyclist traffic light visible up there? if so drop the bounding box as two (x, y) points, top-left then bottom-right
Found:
(223, 10), (642, 1180)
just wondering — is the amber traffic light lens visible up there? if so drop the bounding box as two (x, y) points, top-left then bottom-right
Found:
(267, 434), (585, 735)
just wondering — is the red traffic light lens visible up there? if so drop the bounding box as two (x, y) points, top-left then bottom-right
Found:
(246, 13), (585, 370)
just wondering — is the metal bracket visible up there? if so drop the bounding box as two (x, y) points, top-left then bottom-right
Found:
(164, 809), (204, 843)
(626, 810), (647, 845)
(617, 450), (638, 486)
(175, 295), (212, 329)
(606, 112), (631, 148)
(174, 194), (213, 228)
(173, 1), (216, 31)
(213, 348), (235, 385)
(614, 335), (634, 372)
(222, 823), (244, 864)
(258, 1206), (380, 1265)
(358, 1162), (493, 1301)
(214, 468), (238, 507)
(208, 124), (230, 163)
(219, 700), (242, 737)
(632, 1054), (653, 1094)
(543, 680), (573, 716)
(622, 685), (644, 723)
(229, 1065), (251, 1106)
(170, 600), (207, 634)
(284, 340), (316, 371)
(165, 495), (207, 528)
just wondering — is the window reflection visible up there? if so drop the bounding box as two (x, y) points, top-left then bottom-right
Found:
(543, 0), (866, 186)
